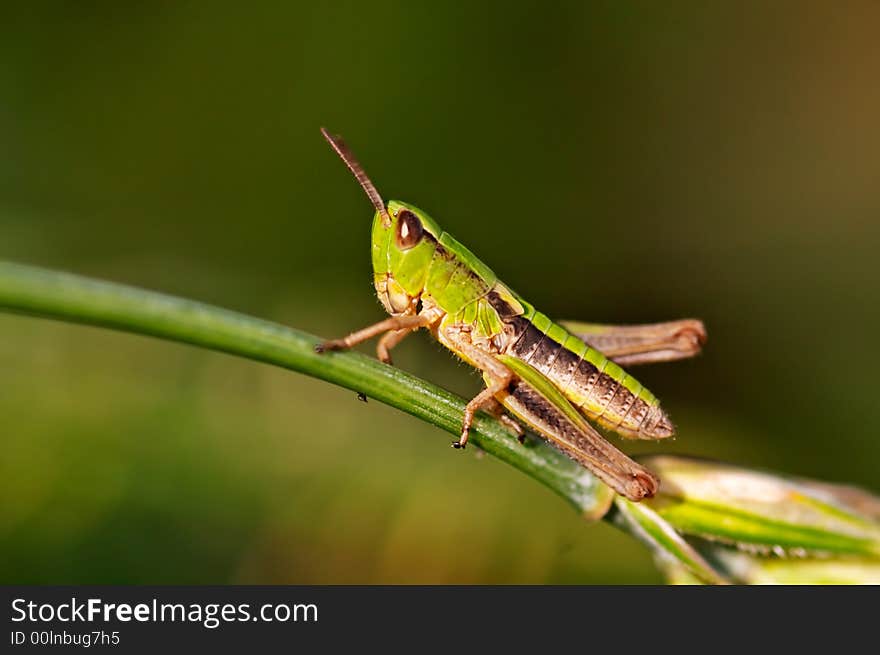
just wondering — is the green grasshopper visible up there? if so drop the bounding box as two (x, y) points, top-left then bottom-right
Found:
(316, 129), (706, 501)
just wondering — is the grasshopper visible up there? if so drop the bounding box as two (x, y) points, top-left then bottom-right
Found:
(316, 129), (706, 501)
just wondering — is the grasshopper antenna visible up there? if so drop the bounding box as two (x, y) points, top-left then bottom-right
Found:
(320, 127), (391, 227)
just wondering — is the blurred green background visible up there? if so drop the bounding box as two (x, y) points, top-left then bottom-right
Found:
(1, 2), (878, 584)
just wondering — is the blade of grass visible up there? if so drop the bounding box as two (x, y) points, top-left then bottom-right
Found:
(0, 261), (613, 518)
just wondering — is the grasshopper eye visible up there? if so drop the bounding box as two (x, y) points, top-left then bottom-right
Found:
(396, 209), (424, 249)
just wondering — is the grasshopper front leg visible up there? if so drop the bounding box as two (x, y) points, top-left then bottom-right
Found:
(559, 319), (707, 366)
(315, 314), (430, 363)
(376, 327), (418, 365)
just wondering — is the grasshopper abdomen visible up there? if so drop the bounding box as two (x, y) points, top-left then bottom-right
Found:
(492, 296), (675, 440)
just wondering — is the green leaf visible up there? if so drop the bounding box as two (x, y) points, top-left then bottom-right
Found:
(612, 496), (729, 585)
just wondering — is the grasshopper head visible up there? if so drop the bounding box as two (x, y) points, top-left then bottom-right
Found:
(321, 128), (443, 315)
(370, 201), (442, 314)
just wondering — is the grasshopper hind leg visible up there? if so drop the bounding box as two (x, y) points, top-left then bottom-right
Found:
(559, 319), (707, 366)
(486, 397), (526, 443)
(501, 379), (659, 500)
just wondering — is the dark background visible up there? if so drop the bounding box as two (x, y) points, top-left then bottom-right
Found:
(1, 2), (878, 583)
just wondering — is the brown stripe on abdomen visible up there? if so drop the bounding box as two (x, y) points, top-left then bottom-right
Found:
(567, 357), (602, 405)
(624, 397), (652, 433)
(546, 344), (582, 392)
(599, 395), (674, 440)
(579, 371), (620, 419)
(602, 383), (636, 422)
(529, 333), (564, 375)
(509, 319), (546, 362)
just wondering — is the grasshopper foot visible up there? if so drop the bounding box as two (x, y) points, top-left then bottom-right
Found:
(498, 414), (525, 443)
(315, 340), (345, 354)
(452, 428), (469, 450)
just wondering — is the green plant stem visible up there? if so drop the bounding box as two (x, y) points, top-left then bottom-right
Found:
(0, 261), (611, 517)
